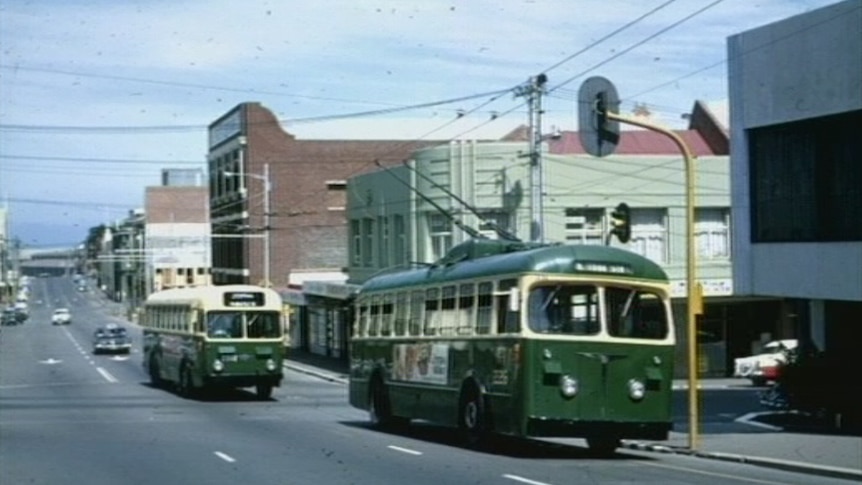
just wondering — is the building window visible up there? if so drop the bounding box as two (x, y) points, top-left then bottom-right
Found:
(629, 208), (667, 263)
(378, 216), (390, 269)
(750, 110), (862, 242)
(696, 208), (730, 260)
(428, 214), (452, 262)
(362, 218), (375, 267)
(393, 215), (406, 266)
(326, 180), (346, 211)
(565, 208), (604, 245)
(350, 220), (361, 266)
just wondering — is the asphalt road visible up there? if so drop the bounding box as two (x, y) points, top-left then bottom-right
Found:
(1, 276), (857, 485)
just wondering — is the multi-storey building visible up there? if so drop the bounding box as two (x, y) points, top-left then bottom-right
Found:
(144, 185), (211, 292)
(728, 0), (862, 365)
(206, 102), (447, 291)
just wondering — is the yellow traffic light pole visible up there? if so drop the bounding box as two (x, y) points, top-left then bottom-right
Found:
(604, 111), (703, 450)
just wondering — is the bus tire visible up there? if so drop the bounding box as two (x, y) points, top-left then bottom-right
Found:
(459, 385), (489, 447)
(369, 377), (406, 430)
(178, 365), (196, 398)
(586, 435), (620, 456)
(148, 356), (163, 388)
(256, 383), (273, 400)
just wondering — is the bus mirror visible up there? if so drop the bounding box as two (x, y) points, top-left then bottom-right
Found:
(508, 287), (520, 312)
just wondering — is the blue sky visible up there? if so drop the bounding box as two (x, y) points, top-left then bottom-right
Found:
(0, 0), (842, 248)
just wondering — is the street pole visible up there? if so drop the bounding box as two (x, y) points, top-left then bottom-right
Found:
(224, 164), (272, 288)
(605, 111), (702, 450)
(263, 163), (271, 288)
(515, 73), (548, 243)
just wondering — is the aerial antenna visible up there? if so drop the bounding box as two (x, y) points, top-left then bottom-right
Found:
(402, 159), (520, 242)
(372, 160), (486, 240)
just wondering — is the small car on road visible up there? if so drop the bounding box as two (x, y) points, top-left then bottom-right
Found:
(51, 308), (71, 325)
(92, 324), (132, 354)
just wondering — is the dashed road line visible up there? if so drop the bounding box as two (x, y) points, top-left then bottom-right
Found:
(502, 474), (552, 485)
(387, 445), (423, 456)
(214, 451), (236, 463)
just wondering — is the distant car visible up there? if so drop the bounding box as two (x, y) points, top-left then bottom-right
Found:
(51, 308), (72, 325)
(1, 307), (18, 326)
(93, 324), (132, 354)
(734, 339), (798, 386)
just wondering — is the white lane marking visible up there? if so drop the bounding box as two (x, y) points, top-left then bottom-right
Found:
(387, 445), (423, 456)
(640, 461), (792, 485)
(502, 474), (552, 485)
(96, 367), (118, 383)
(735, 412), (782, 430)
(214, 451), (236, 463)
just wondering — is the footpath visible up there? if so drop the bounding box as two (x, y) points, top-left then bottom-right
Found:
(284, 351), (862, 482)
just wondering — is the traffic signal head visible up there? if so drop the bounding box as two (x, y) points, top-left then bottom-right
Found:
(610, 203), (631, 243)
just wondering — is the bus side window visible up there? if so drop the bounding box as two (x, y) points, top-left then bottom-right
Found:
(409, 290), (424, 336)
(496, 279), (520, 334)
(457, 283), (475, 336)
(380, 294), (393, 336)
(424, 288), (440, 336)
(476, 282), (493, 335)
(394, 292), (408, 336)
(439, 285), (457, 336)
(368, 295), (380, 337)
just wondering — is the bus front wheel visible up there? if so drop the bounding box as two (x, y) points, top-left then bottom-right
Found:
(178, 365), (196, 398)
(369, 378), (406, 430)
(256, 383), (273, 400)
(148, 357), (163, 388)
(586, 435), (620, 456)
(459, 387), (489, 447)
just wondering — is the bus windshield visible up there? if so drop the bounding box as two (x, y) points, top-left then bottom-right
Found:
(206, 311), (282, 339)
(527, 284), (668, 339)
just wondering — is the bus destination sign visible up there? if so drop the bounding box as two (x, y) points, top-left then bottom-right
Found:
(224, 291), (266, 307)
(573, 261), (633, 275)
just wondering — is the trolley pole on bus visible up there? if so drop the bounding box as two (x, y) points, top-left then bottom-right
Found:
(578, 76), (704, 450)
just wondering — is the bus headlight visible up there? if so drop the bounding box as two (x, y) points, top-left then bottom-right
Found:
(213, 359), (224, 373)
(266, 358), (277, 372)
(560, 375), (578, 398)
(628, 379), (646, 401)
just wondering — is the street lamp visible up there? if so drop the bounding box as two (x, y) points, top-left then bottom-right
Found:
(224, 163), (271, 287)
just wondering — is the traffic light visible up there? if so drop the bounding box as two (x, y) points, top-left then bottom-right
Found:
(610, 203), (631, 243)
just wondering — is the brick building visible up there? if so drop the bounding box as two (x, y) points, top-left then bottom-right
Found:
(207, 102), (447, 290)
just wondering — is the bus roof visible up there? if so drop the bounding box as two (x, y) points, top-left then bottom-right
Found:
(144, 284), (282, 307)
(361, 241), (668, 293)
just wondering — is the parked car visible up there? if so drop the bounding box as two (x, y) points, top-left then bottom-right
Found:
(734, 339), (798, 386)
(51, 308), (72, 325)
(93, 324), (132, 354)
(1, 307), (19, 326)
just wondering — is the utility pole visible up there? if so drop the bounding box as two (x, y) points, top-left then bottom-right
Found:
(515, 73), (548, 243)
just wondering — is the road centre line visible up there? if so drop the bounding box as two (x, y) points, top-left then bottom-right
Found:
(214, 451), (236, 463)
(387, 445), (423, 456)
(502, 474), (552, 485)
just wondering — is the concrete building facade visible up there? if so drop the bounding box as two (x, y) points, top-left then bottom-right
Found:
(728, 0), (862, 361)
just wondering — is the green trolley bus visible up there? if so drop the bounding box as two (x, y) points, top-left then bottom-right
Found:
(349, 239), (675, 454)
(141, 284), (285, 399)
